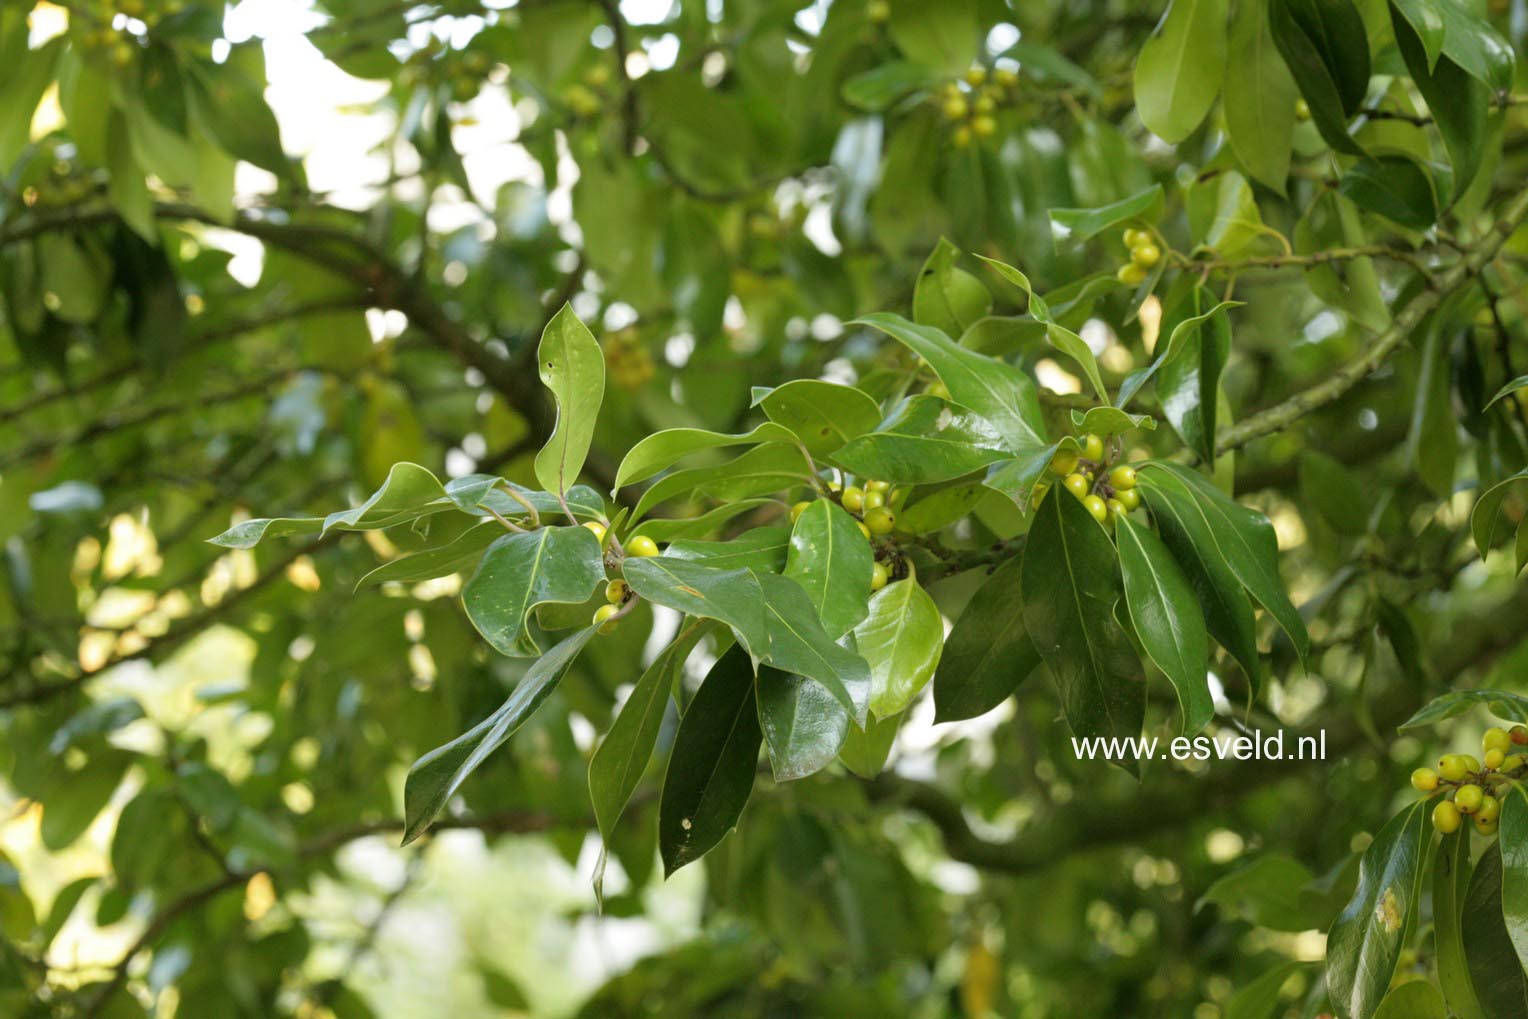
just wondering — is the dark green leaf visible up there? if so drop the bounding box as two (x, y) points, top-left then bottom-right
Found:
(756, 667), (850, 782)
(462, 527), (605, 657)
(1433, 830), (1485, 1019)
(1460, 844), (1528, 1019)
(832, 395), (1012, 484)
(1116, 514), (1213, 734)
(1268, 0), (1371, 155)
(1156, 288), (1232, 463)
(1472, 469), (1528, 561)
(1390, 2), (1490, 200)
(1340, 155), (1439, 230)
(754, 571), (873, 727)
(622, 557), (770, 659)
(933, 555), (1041, 722)
(659, 646), (763, 875)
(666, 527), (792, 573)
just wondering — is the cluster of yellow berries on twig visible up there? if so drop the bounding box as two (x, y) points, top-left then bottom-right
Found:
(586, 522), (660, 633)
(604, 328), (656, 391)
(792, 478), (897, 591)
(1413, 725), (1528, 837)
(1030, 433), (1140, 526)
(941, 67), (1020, 148)
(1116, 229), (1161, 286)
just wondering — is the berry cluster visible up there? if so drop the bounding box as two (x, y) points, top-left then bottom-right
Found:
(1414, 725), (1528, 837)
(1115, 229), (1161, 286)
(792, 478), (898, 591)
(939, 68), (1020, 148)
(1030, 433), (1140, 526)
(398, 43), (494, 102)
(77, 0), (183, 71)
(604, 327), (656, 391)
(563, 65), (610, 118)
(586, 523), (659, 633)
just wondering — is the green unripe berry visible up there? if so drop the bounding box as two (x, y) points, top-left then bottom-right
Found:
(1438, 754), (1469, 782)
(964, 67), (987, 87)
(1505, 754), (1528, 772)
(866, 0), (890, 23)
(1485, 727), (1512, 753)
(592, 603), (620, 633)
(841, 486), (865, 512)
(1082, 434), (1105, 462)
(1455, 784), (1485, 814)
(1116, 263), (1147, 285)
(1130, 242), (1161, 268)
(1049, 449), (1080, 476)
(1411, 767), (1439, 792)
(927, 381), (950, 399)
(973, 93), (996, 115)
(863, 507), (895, 535)
(993, 68), (1018, 88)
(862, 489), (886, 511)
(1083, 494), (1109, 524)
(870, 561), (889, 591)
(1478, 794), (1501, 822)
(1116, 487), (1141, 511)
(971, 114), (997, 138)
(1433, 800), (1462, 833)
(1475, 816), (1499, 837)
(1462, 755), (1482, 774)
(1485, 748), (1506, 770)
(1106, 497), (1127, 522)
(951, 125), (972, 147)
(583, 521), (608, 542)
(790, 500), (812, 523)
(585, 64), (611, 88)
(1109, 465), (1138, 490)
(1063, 473), (1090, 500)
(1294, 98), (1311, 122)
(626, 535), (660, 558)
(1030, 483), (1049, 509)
(605, 579), (628, 604)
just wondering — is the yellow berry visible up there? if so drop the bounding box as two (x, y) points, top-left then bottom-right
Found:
(1116, 488), (1141, 511)
(1462, 755), (1482, 774)
(1506, 754), (1528, 772)
(1485, 727), (1512, 754)
(1063, 473), (1090, 500)
(626, 535), (660, 558)
(1031, 482), (1050, 509)
(841, 486), (865, 513)
(870, 561), (889, 591)
(1082, 434), (1105, 462)
(971, 115), (997, 138)
(1295, 98), (1311, 121)
(605, 579), (628, 604)
(865, 480), (889, 493)
(585, 64), (611, 88)
(1411, 768), (1439, 792)
(1486, 748), (1506, 770)
(1108, 465), (1137, 490)
(1433, 800), (1462, 833)
(863, 507), (895, 535)
(866, 0), (890, 23)
(1131, 242), (1161, 268)
(1455, 784), (1484, 814)
(1117, 263), (1147, 286)
(1106, 497), (1127, 521)
(1475, 816), (1499, 837)
(1083, 494), (1109, 524)
(1122, 228), (1147, 249)
(1478, 795), (1502, 822)
(790, 500), (812, 523)
(1049, 449), (1080, 476)
(964, 67), (987, 87)
(973, 93), (996, 115)
(862, 489), (886, 511)
(592, 603), (620, 633)
(583, 521), (608, 542)
(1438, 754), (1468, 782)
(927, 381), (950, 399)
(952, 125), (972, 147)
(993, 68), (1018, 88)
(942, 95), (969, 120)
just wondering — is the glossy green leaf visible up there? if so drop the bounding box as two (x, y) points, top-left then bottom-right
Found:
(933, 555), (1041, 722)
(1133, 0), (1228, 143)
(854, 312), (1047, 452)
(589, 621), (711, 839)
(402, 625), (597, 844)
(1118, 298), (1241, 409)
(1400, 689), (1528, 730)
(1484, 376), (1528, 412)
(659, 646), (763, 875)
(666, 527), (791, 573)
(755, 571), (872, 727)
(357, 521), (502, 588)
(1460, 845), (1528, 1019)
(631, 500), (776, 543)
(886, 0), (977, 74)
(756, 667), (850, 782)
(1324, 800), (1430, 1019)
(1499, 783), (1528, 976)
(1048, 185), (1165, 245)
(854, 576), (944, 718)
(913, 238), (991, 338)
(461, 526), (605, 657)
(1137, 465), (1263, 694)
(533, 304), (604, 496)
(622, 557), (770, 659)
(837, 712), (901, 779)
(613, 421), (799, 490)
(1268, 0), (1370, 155)
(750, 380), (884, 456)
(841, 61), (939, 111)
(1071, 407), (1157, 439)
(1223, 0), (1297, 193)
(1373, 983), (1447, 1019)
(1434, 830), (1486, 1019)
(1225, 961), (1303, 1019)
(1021, 488), (1144, 768)
(832, 395), (1012, 484)
(1391, 0), (1516, 94)
(1140, 463), (1309, 664)
(1408, 320), (1458, 497)
(982, 441), (1073, 513)
(784, 499), (874, 639)
(1116, 514), (1212, 734)
(1340, 155), (1439, 230)
(1390, 2), (1489, 200)
(897, 482), (986, 534)
(1472, 469), (1528, 561)
(632, 442), (812, 522)
(1156, 290), (1232, 463)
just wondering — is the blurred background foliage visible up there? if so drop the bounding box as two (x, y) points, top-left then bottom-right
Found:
(1, 0), (1527, 1016)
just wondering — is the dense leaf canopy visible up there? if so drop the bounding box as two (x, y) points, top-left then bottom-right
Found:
(3, 0), (1528, 1017)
